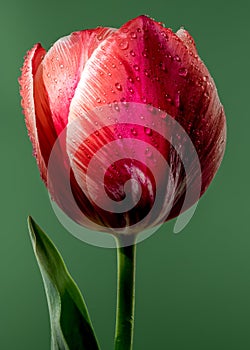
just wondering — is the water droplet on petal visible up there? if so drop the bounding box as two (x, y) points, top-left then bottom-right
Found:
(130, 32), (137, 39)
(178, 67), (188, 77)
(145, 148), (153, 158)
(96, 97), (101, 103)
(114, 104), (120, 112)
(159, 62), (167, 73)
(60, 64), (64, 69)
(165, 94), (172, 102)
(131, 128), (137, 136)
(129, 87), (134, 94)
(119, 40), (129, 50)
(161, 31), (168, 40)
(115, 83), (122, 91)
(130, 50), (136, 57)
(133, 64), (139, 71)
(144, 127), (152, 136)
(173, 55), (181, 62)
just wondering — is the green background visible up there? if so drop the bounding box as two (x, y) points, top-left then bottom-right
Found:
(1, 0), (249, 349)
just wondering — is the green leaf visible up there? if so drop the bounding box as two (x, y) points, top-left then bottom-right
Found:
(28, 216), (100, 350)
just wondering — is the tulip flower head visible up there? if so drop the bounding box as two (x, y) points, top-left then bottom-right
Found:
(20, 15), (226, 247)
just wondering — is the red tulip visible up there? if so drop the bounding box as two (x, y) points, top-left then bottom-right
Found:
(19, 15), (226, 237)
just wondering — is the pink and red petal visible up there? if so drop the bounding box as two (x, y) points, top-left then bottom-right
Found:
(176, 28), (198, 56)
(41, 27), (115, 136)
(68, 15), (226, 222)
(19, 43), (47, 181)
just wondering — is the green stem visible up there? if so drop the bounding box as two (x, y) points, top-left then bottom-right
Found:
(114, 236), (136, 350)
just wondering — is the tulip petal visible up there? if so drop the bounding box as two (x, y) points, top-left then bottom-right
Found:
(19, 43), (47, 181)
(67, 15), (226, 223)
(68, 15), (216, 123)
(41, 27), (116, 136)
(176, 28), (198, 56)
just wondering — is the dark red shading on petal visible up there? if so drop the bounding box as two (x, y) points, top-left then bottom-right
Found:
(67, 120), (169, 230)
(33, 62), (58, 170)
(19, 43), (47, 181)
(42, 27), (115, 135)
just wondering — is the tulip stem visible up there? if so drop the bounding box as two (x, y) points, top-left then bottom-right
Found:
(114, 236), (136, 350)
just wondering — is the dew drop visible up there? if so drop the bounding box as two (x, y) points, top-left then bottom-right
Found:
(144, 127), (152, 136)
(128, 76), (134, 83)
(165, 93), (172, 102)
(130, 32), (137, 39)
(119, 40), (129, 50)
(96, 97), (101, 103)
(112, 63), (116, 68)
(137, 28), (142, 33)
(131, 128), (137, 136)
(114, 101), (120, 111)
(47, 73), (51, 78)
(145, 148), (153, 158)
(115, 83), (122, 91)
(60, 64), (64, 69)
(97, 34), (103, 41)
(133, 64), (139, 71)
(173, 55), (181, 62)
(130, 50), (136, 57)
(178, 67), (188, 77)
(142, 49), (148, 57)
(54, 78), (58, 83)
(161, 31), (169, 40)
(166, 52), (172, 59)
(159, 62), (167, 72)
(129, 87), (134, 94)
